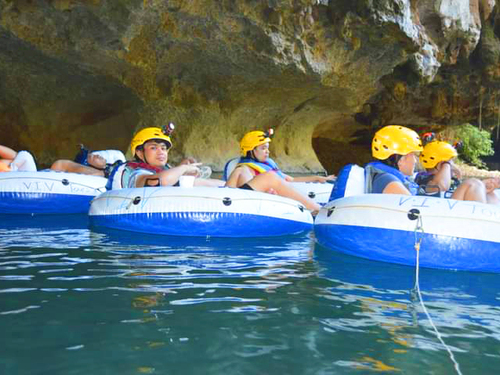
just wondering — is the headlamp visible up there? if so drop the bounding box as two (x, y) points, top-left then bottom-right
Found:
(262, 128), (274, 140)
(422, 132), (435, 145)
(162, 122), (175, 136)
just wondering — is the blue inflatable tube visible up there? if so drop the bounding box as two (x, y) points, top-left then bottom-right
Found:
(0, 171), (108, 214)
(314, 194), (500, 273)
(89, 186), (313, 238)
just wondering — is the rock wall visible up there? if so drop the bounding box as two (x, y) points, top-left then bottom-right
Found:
(1, 0), (500, 172)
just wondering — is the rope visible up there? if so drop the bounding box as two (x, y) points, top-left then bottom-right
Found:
(412, 214), (464, 375)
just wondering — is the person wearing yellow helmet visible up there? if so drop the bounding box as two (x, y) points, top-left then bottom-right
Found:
(416, 139), (500, 204)
(226, 129), (334, 213)
(0, 145), (37, 172)
(236, 129), (335, 183)
(415, 140), (461, 194)
(366, 125), (423, 195)
(116, 124), (223, 188)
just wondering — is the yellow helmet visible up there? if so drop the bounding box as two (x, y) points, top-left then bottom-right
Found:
(419, 141), (458, 169)
(372, 125), (423, 160)
(240, 129), (274, 156)
(130, 126), (172, 156)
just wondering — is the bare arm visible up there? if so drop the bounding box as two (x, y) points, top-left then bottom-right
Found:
(51, 160), (104, 176)
(425, 162), (452, 194)
(135, 164), (200, 187)
(291, 174), (336, 183)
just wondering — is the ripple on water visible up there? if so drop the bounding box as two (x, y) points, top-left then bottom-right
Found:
(1, 221), (500, 374)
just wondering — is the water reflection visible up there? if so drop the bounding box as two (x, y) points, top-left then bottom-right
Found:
(314, 243), (500, 373)
(0, 214), (90, 249)
(2, 217), (500, 374)
(88, 228), (315, 300)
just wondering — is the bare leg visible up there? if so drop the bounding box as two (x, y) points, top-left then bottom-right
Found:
(247, 172), (320, 211)
(226, 166), (254, 188)
(0, 145), (17, 160)
(451, 178), (487, 203)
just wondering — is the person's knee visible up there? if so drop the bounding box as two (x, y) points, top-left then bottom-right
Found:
(51, 160), (66, 171)
(466, 178), (482, 187)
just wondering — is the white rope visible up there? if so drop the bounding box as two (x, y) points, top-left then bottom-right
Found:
(412, 214), (464, 375)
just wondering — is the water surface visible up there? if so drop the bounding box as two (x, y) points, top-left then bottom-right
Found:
(1, 216), (500, 374)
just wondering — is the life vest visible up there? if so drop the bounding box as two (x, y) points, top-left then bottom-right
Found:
(414, 171), (459, 197)
(414, 171), (434, 187)
(105, 161), (168, 190)
(365, 161), (419, 195)
(237, 157), (286, 179)
(125, 161), (164, 174)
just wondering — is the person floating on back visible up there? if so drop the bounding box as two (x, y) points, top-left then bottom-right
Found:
(50, 145), (125, 177)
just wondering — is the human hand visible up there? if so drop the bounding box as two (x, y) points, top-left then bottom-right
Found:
(316, 175), (335, 183)
(183, 162), (202, 176)
(197, 165), (212, 179)
(483, 177), (500, 193)
(180, 157), (198, 165)
(447, 161), (462, 179)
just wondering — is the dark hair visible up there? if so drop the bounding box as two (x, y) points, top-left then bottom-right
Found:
(381, 154), (402, 168)
(74, 144), (90, 166)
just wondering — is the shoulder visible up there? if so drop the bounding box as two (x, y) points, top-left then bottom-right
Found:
(373, 172), (399, 183)
(371, 172), (400, 194)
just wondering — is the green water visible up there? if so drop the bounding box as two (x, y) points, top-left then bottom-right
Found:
(1, 217), (500, 375)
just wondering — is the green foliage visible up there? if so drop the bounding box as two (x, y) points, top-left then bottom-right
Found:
(449, 124), (494, 167)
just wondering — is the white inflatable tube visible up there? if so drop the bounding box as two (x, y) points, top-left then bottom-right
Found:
(90, 186), (313, 237)
(0, 171), (108, 214)
(314, 194), (500, 273)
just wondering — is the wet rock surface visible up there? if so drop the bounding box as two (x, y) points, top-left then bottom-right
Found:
(1, 0), (499, 172)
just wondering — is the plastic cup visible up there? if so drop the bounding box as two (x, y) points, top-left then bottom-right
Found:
(179, 175), (195, 188)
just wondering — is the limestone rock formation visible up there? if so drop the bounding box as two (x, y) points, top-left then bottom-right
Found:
(1, 0), (499, 173)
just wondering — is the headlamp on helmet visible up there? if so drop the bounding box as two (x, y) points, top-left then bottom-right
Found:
(130, 125), (174, 156)
(453, 141), (464, 153)
(162, 122), (175, 136)
(240, 129), (274, 156)
(421, 132), (436, 145)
